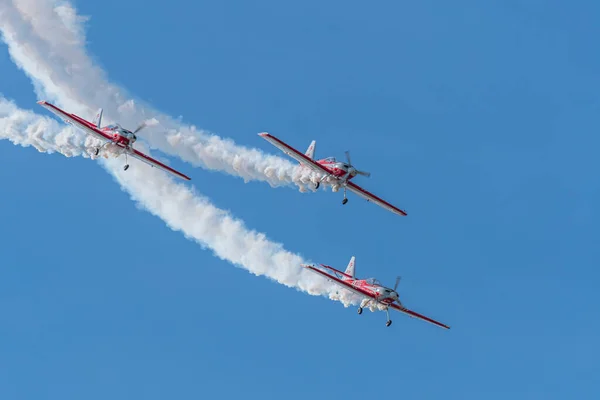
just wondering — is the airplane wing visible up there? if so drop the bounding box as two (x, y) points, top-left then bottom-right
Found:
(258, 132), (335, 176)
(37, 101), (112, 142)
(389, 302), (450, 329)
(346, 182), (407, 216)
(318, 264), (353, 279)
(129, 149), (191, 181)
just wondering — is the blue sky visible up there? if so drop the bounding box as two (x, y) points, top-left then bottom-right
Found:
(1, 0), (599, 398)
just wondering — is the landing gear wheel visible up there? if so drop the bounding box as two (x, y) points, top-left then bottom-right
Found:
(94, 148), (99, 156)
(342, 198), (348, 205)
(386, 320), (392, 327)
(357, 307), (363, 315)
(315, 182), (320, 190)
(124, 164), (130, 171)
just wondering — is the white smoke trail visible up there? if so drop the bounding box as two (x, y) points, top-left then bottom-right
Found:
(0, 0), (327, 192)
(0, 96), (368, 309)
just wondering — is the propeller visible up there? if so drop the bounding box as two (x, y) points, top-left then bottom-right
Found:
(393, 276), (401, 291)
(344, 150), (371, 177)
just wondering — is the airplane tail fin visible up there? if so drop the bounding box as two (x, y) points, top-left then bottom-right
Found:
(92, 108), (103, 128)
(344, 256), (356, 279)
(305, 140), (316, 160)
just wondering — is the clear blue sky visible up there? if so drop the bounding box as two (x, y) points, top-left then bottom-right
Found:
(1, 1), (599, 398)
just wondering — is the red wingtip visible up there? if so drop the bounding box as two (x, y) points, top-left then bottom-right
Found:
(37, 100), (46, 105)
(258, 132), (269, 137)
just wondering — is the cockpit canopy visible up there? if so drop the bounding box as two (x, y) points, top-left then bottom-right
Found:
(365, 278), (381, 285)
(106, 123), (132, 135)
(321, 157), (350, 169)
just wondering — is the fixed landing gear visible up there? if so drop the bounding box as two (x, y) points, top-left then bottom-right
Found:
(385, 307), (392, 327)
(93, 141), (111, 157)
(342, 187), (348, 205)
(315, 182), (320, 190)
(357, 299), (370, 315)
(123, 153), (130, 171)
(357, 300), (392, 327)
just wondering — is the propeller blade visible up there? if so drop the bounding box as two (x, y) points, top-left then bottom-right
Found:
(356, 170), (371, 177)
(345, 150), (352, 166)
(133, 122), (147, 134)
(394, 276), (401, 291)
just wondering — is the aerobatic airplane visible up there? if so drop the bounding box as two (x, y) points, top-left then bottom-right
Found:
(302, 257), (449, 329)
(258, 132), (406, 216)
(37, 101), (191, 181)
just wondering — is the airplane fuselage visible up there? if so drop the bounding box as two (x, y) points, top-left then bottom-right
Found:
(347, 279), (400, 305)
(316, 159), (358, 180)
(101, 127), (137, 148)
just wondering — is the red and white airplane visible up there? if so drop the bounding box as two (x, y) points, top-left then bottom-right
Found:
(37, 101), (191, 181)
(302, 257), (449, 329)
(259, 132), (407, 216)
